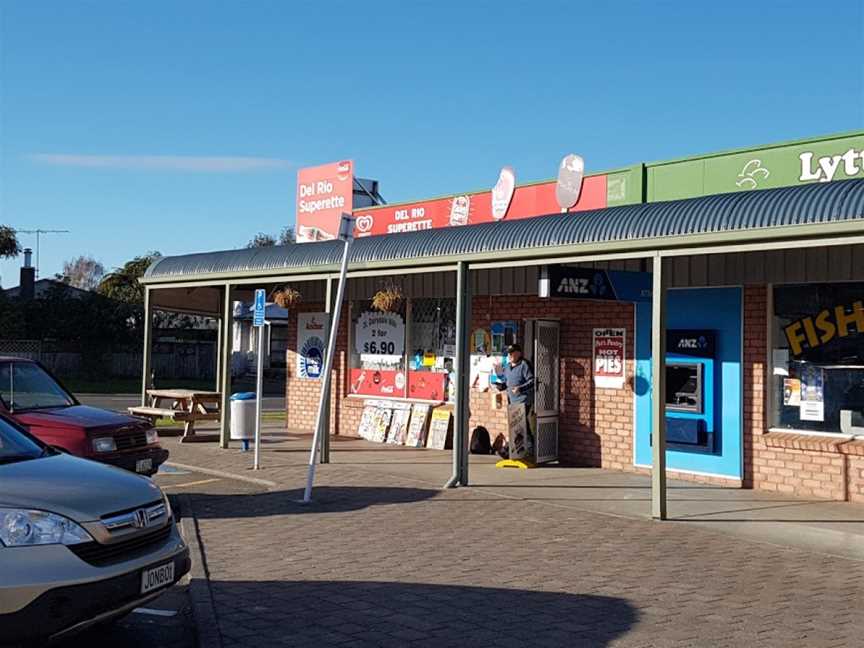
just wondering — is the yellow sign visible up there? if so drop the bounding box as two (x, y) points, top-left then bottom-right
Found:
(784, 300), (864, 356)
(422, 352), (436, 367)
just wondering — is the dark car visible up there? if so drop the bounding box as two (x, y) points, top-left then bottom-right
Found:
(0, 414), (190, 645)
(0, 358), (168, 476)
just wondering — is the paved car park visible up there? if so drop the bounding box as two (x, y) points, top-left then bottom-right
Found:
(152, 433), (864, 648)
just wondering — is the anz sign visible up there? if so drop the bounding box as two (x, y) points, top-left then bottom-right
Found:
(540, 266), (619, 301)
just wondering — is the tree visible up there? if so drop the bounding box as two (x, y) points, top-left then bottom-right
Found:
(246, 226), (295, 248)
(59, 255), (105, 291)
(97, 251), (161, 305)
(247, 232), (277, 248)
(0, 225), (20, 258)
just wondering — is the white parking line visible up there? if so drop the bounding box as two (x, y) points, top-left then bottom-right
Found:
(161, 478), (221, 489)
(132, 608), (177, 617)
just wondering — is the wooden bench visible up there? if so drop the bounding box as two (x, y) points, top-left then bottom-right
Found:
(131, 389), (223, 440)
(127, 406), (191, 423)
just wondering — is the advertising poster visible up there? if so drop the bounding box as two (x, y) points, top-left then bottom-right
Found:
(799, 365), (825, 422)
(386, 404), (411, 445)
(426, 408), (452, 450)
(348, 368), (406, 397)
(296, 312), (328, 379)
(593, 328), (626, 389)
(405, 404), (431, 448)
(296, 160), (354, 243)
(355, 311), (405, 358)
(783, 378), (801, 406)
(507, 403), (529, 461)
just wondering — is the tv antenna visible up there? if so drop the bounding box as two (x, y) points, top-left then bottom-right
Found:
(12, 228), (70, 278)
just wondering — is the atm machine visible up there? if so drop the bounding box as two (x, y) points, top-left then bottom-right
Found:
(663, 330), (717, 453)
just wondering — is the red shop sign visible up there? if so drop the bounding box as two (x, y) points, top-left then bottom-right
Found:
(353, 174), (608, 238)
(407, 371), (448, 401)
(348, 368), (406, 397)
(296, 160), (354, 243)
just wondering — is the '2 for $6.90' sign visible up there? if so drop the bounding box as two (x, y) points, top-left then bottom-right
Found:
(355, 311), (405, 357)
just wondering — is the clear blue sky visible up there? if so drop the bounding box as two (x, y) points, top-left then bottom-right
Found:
(1, 1), (862, 285)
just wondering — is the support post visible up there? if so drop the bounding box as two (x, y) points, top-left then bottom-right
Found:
(214, 306), (223, 391)
(141, 287), (153, 407)
(319, 277), (334, 464)
(651, 252), (668, 520)
(445, 261), (472, 488)
(304, 215), (353, 503)
(219, 283), (234, 449)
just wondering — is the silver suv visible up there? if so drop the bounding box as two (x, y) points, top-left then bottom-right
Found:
(0, 415), (190, 645)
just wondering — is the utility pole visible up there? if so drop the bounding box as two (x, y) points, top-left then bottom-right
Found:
(12, 229), (70, 278)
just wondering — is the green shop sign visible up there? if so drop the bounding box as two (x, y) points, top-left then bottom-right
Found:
(647, 132), (864, 202)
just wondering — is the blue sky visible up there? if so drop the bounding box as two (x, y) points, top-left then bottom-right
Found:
(1, 1), (862, 285)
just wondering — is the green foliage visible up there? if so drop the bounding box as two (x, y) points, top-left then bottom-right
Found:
(0, 225), (20, 258)
(246, 226), (295, 248)
(97, 251), (160, 305)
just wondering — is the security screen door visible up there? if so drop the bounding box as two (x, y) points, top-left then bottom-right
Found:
(533, 319), (560, 463)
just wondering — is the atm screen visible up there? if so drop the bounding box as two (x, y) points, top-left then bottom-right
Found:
(666, 362), (703, 413)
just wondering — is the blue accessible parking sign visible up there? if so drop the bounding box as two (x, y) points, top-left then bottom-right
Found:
(253, 289), (266, 327)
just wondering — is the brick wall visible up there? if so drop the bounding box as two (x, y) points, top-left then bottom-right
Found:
(285, 294), (636, 470)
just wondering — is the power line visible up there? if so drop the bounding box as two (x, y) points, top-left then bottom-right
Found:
(12, 228), (71, 278)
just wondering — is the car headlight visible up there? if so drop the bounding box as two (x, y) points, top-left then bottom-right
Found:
(92, 437), (117, 453)
(0, 508), (93, 547)
(145, 428), (159, 445)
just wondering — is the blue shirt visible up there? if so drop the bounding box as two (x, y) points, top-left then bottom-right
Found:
(499, 359), (534, 405)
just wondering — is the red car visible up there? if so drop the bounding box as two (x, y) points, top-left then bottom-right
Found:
(0, 357), (168, 476)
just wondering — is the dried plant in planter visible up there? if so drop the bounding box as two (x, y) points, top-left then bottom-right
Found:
(271, 286), (302, 309)
(371, 284), (403, 312)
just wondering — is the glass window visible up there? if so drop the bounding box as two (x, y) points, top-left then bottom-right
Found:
(0, 416), (44, 462)
(408, 299), (456, 402)
(0, 362), (75, 411)
(348, 301), (407, 398)
(771, 283), (864, 433)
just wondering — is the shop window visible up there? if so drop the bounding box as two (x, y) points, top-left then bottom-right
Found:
(348, 300), (407, 398)
(408, 298), (456, 402)
(771, 283), (864, 434)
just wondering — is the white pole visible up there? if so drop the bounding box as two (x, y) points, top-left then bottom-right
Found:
(303, 214), (353, 503)
(254, 321), (267, 470)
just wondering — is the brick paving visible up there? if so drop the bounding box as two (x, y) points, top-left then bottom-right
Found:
(168, 436), (864, 647)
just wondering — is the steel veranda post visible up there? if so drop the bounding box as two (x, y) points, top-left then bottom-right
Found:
(651, 252), (668, 520)
(445, 261), (471, 488)
(319, 277), (334, 464)
(141, 287), (153, 407)
(219, 283), (234, 449)
(304, 215), (353, 503)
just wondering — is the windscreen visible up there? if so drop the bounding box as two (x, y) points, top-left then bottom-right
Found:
(0, 362), (75, 411)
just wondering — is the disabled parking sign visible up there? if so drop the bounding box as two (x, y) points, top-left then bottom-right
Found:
(253, 289), (266, 327)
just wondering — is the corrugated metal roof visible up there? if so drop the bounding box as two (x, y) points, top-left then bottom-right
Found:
(145, 178), (864, 282)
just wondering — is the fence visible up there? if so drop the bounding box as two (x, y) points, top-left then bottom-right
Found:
(0, 339), (215, 380)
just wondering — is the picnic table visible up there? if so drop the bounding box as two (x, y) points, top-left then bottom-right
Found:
(129, 389), (222, 440)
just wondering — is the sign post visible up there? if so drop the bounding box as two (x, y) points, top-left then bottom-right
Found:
(303, 213), (354, 503)
(253, 288), (267, 470)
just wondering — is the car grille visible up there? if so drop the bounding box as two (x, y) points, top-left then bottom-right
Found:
(115, 431), (149, 450)
(69, 524), (172, 567)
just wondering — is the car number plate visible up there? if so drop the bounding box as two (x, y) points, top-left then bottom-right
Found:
(141, 562), (175, 594)
(136, 458), (153, 473)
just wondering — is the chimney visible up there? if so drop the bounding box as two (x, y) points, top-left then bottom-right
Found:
(20, 248), (35, 300)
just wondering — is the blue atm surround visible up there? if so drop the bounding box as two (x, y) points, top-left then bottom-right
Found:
(634, 288), (743, 480)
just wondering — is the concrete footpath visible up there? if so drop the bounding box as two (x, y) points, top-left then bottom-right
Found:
(162, 428), (864, 648)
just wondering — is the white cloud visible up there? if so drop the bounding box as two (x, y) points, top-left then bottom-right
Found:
(26, 153), (294, 172)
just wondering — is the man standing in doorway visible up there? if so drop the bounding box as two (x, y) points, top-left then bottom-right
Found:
(494, 343), (535, 459)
